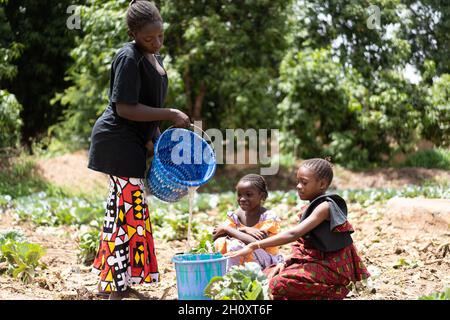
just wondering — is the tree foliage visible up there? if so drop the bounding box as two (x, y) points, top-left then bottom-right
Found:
(0, 2), (23, 149)
(159, 0), (290, 128)
(51, 0), (130, 149)
(1, 0), (448, 168)
(277, 0), (449, 168)
(1, 0), (76, 144)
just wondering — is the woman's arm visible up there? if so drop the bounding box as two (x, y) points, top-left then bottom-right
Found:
(256, 202), (329, 248)
(116, 103), (190, 127)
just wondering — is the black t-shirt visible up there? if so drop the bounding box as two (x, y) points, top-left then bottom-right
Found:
(88, 42), (168, 178)
(300, 194), (353, 252)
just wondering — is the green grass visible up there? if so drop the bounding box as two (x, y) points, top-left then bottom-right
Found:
(0, 155), (68, 199)
(401, 148), (450, 170)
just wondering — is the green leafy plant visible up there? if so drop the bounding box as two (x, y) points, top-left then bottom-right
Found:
(190, 232), (215, 254)
(78, 226), (100, 266)
(14, 192), (104, 226)
(0, 229), (27, 244)
(204, 262), (269, 300)
(150, 196), (214, 241)
(338, 183), (450, 208)
(0, 236), (46, 284)
(419, 288), (450, 300)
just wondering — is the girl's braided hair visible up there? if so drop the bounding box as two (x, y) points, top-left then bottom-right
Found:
(238, 174), (269, 201)
(300, 157), (334, 186)
(127, 0), (162, 33)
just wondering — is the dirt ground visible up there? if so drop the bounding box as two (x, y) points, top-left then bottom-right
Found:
(0, 151), (449, 300)
(34, 150), (450, 193)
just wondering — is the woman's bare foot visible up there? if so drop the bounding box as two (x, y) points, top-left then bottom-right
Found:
(108, 288), (149, 300)
(108, 290), (128, 300)
(96, 283), (110, 299)
(126, 288), (149, 300)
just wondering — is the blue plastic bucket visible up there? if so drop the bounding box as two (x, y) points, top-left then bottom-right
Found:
(172, 253), (228, 300)
(147, 127), (216, 202)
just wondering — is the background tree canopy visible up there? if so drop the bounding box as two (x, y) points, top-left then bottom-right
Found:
(0, 0), (448, 168)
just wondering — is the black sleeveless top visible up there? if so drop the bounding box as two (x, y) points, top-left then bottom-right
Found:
(88, 42), (168, 178)
(299, 194), (354, 252)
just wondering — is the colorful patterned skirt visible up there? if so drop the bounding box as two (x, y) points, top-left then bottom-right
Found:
(92, 176), (159, 293)
(265, 238), (370, 300)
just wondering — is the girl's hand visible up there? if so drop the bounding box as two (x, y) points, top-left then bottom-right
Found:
(239, 227), (267, 240)
(266, 262), (286, 279)
(169, 109), (191, 128)
(224, 243), (255, 258)
(212, 226), (229, 240)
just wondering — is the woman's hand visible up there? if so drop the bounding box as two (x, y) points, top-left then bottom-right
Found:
(266, 262), (286, 279)
(239, 227), (267, 240)
(169, 109), (191, 128)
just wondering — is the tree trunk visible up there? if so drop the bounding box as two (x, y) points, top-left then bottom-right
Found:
(183, 69), (193, 117)
(193, 82), (206, 120)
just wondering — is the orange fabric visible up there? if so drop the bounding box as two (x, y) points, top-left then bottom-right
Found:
(214, 211), (281, 263)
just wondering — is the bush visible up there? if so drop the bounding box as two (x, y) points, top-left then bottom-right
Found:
(0, 90), (22, 149)
(402, 148), (450, 170)
(422, 74), (450, 147)
(277, 47), (426, 169)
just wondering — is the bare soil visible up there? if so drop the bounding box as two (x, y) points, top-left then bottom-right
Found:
(34, 150), (450, 193)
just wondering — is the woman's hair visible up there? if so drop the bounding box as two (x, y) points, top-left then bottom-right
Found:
(127, 0), (162, 33)
(238, 174), (269, 201)
(300, 157), (334, 186)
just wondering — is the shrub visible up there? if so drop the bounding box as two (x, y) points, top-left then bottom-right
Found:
(0, 90), (22, 149)
(402, 148), (450, 170)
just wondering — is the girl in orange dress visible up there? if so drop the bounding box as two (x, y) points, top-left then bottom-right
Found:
(213, 174), (283, 270)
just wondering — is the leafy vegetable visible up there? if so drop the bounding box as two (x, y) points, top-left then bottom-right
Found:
(190, 232), (216, 254)
(204, 262), (269, 300)
(0, 228), (27, 244)
(13, 192), (104, 226)
(419, 288), (450, 300)
(77, 227), (100, 266)
(0, 237), (46, 284)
